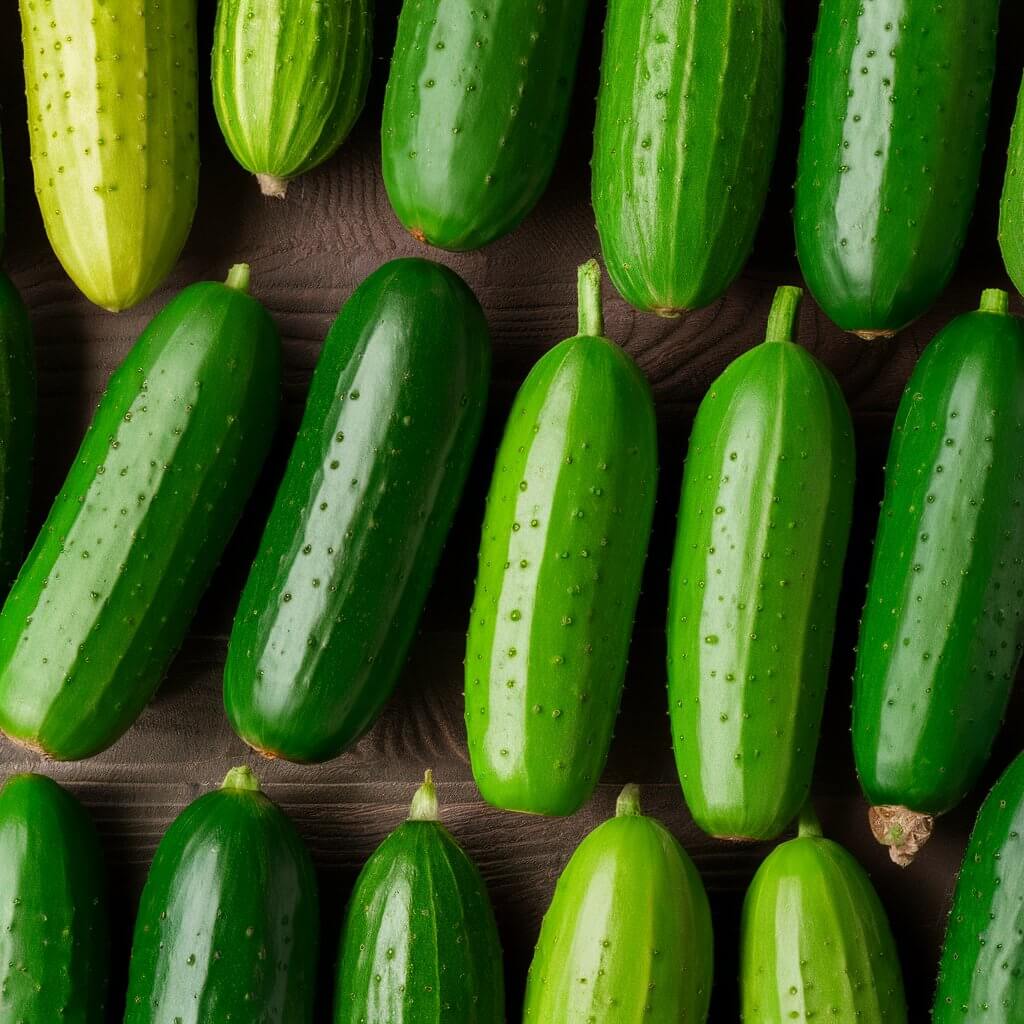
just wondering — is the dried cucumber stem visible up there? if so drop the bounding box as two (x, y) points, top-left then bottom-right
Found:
(869, 804), (934, 867)
(409, 769), (439, 821)
(853, 328), (898, 341)
(576, 259), (605, 339)
(615, 783), (642, 817)
(257, 173), (289, 199)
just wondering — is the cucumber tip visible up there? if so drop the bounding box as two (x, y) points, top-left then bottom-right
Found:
(868, 804), (934, 867)
(409, 227), (428, 244)
(852, 328), (898, 341)
(256, 173), (288, 199)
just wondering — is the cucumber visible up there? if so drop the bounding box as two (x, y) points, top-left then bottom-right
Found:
(933, 751), (1024, 1021)
(212, 0), (372, 199)
(19, 0), (199, 312)
(225, 258), (489, 763)
(592, 0), (784, 316)
(465, 261), (658, 816)
(852, 289), (1024, 865)
(523, 785), (713, 1022)
(667, 286), (855, 841)
(0, 266), (280, 761)
(124, 766), (318, 1022)
(381, 0), (587, 251)
(740, 805), (907, 1022)
(0, 773), (108, 1022)
(794, 0), (999, 338)
(999, 73), (1024, 297)
(333, 771), (504, 1023)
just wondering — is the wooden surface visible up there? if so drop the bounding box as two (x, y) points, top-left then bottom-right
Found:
(2, 1), (1024, 1020)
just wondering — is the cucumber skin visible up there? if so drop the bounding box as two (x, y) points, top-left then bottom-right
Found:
(999, 74), (1024, 297)
(852, 306), (1024, 816)
(593, 0), (784, 314)
(740, 832), (906, 1022)
(19, 0), (199, 312)
(794, 0), (999, 335)
(0, 773), (108, 1023)
(334, 819), (504, 1022)
(523, 809), (713, 1022)
(465, 336), (658, 816)
(934, 752), (1024, 1021)
(668, 340), (854, 840)
(225, 259), (489, 763)
(0, 279), (280, 761)
(381, 0), (588, 251)
(212, 0), (371, 188)
(124, 781), (318, 1022)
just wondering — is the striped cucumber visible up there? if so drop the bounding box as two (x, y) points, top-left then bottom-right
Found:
(465, 261), (658, 816)
(212, 0), (372, 198)
(593, 0), (784, 315)
(668, 286), (855, 840)
(19, 0), (199, 311)
(225, 258), (489, 763)
(381, 0), (588, 250)
(124, 766), (318, 1022)
(0, 773), (108, 1022)
(0, 266), (280, 761)
(523, 785), (713, 1022)
(740, 805), (907, 1022)
(1000, 72), (1024, 297)
(852, 290), (1024, 865)
(333, 771), (504, 1023)
(794, 0), (999, 337)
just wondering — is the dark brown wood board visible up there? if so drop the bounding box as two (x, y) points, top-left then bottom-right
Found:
(2, 1), (1024, 1019)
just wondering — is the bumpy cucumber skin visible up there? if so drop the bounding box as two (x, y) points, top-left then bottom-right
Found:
(19, 0), (199, 312)
(593, 0), (784, 315)
(852, 304), (1024, 817)
(794, 0), (999, 336)
(668, 337), (854, 840)
(523, 805), (713, 1022)
(465, 335), (657, 817)
(225, 259), (489, 763)
(0, 773), (108, 1022)
(212, 0), (371, 194)
(381, 0), (588, 251)
(0, 274), (35, 596)
(334, 819), (504, 1022)
(0, 277), (280, 761)
(1000, 74), (1024, 297)
(740, 831), (906, 1022)
(124, 776), (318, 1022)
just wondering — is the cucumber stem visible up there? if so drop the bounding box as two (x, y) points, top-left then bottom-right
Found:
(221, 765), (261, 793)
(225, 264), (251, 293)
(764, 285), (804, 344)
(615, 784), (642, 818)
(257, 173), (289, 199)
(980, 288), (1010, 315)
(577, 260), (605, 338)
(408, 769), (439, 822)
(797, 801), (823, 838)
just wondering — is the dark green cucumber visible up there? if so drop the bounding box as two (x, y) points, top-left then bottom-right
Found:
(593, 0), (784, 315)
(225, 258), (489, 763)
(381, 0), (588, 250)
(465, 261), (658, 816)
(795, 0), (999, 337)
(0, 266), (280, 760)
(999, 72), (1024, 297)
(0, 773), (108, 1022)
(852, 290), (1024, 865)
(333, 771), (504, 1023)
(668, 286), (854, 841)
(934, 751), (1024, 1021)
(523, 785), (713, 1022)
(740, 805), (907, 1022)
(124, 766), (318, 1022)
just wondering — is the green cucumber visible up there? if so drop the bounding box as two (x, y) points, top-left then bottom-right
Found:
(740, 805), (907, 1022)
(523, 784), (713, 1022)
(794, 0), (999, 338)
(592, 0), (784, 315)
(933, 751), (1024, 1021)
(381, 0), (587, 250)
(19, 0), (199, 311)
(0, 773), (108, 1022)
(999, 72), (1024, 297)
(465, 261), (658, 816)
(852, 289), (1024, 865)
(225, 258), (489, 763)
(124, 766), (318, 1022)
(212, 0), (372, 198)
(0, 265), (280, 761)
(667, 286), (855, 841)
(333, 771), (504, 1022)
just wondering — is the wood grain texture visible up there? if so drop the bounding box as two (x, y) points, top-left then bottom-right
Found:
(1, 1), (1023, 1020)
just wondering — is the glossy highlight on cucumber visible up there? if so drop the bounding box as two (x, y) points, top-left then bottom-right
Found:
(999, 71), (1024, 297)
